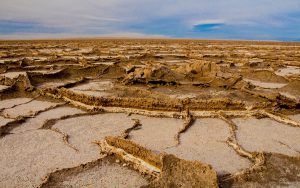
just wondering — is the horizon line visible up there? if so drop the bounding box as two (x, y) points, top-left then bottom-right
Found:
(1, 36), (299, 43)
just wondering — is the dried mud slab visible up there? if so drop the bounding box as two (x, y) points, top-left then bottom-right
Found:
(11, 106), (85, 133)
(41, 157), (148, 188)
(233, 117), (300, 156)
(68, 80), (113, 97)
(129, 115), (184, 151)
(165, 118), (251, 174)
(243, 78), (287, 89)
(0, 97), (32, 110)
(0, 130), (102, 187)
(2, 100), (60, 118)
(51, 113), (135, 158)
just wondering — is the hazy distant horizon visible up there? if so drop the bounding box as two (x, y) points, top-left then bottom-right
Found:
(1, 35), (299, 43)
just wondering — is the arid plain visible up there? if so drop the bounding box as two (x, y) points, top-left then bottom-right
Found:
(0, 39), (300, 187)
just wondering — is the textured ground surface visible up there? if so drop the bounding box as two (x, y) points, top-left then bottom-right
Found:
(0, 39), (300, 187)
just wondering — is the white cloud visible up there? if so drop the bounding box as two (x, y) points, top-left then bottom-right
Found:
(191, 19), (225, 25)
(0, 0), (299, 38)
(0, 32), (168, 40)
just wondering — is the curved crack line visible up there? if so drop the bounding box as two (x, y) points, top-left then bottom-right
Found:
(217, 113), (253, 160)
(40, 111), (103, 152)
(260, 110), (300, 127)
(51, 127), (79, 152)
(0, 102), (65, 137)
(225, 152), (265, 182)
(275, 140), (300, 154)
(1, 101), (65, 119)
(165, 109), (195, 149)
(174, 109), (194, 146)
(37, 155), (108, 188)
(217, 113), (265, 180)
(39, 111), (101, 130)
(0, 96), (38, 112)
(121, 118), (142, 139)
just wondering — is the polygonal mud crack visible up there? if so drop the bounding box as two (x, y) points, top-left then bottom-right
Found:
(0, 130), (101, 187)
(11, 106), (85, 133)
(1, 39), (300, 187)
(234, 117), (300, 156)
(2, 100), (61, 119)
(40, 156), (149, 188)
(0, 98), (33, 111)
(165, 118), (252, 175)
(128, 115), (184, 151)
(51, 113), (137, 159)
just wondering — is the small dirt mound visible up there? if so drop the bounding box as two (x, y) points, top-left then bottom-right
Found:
(175, 60), (221, 77)
(122, 60), (223, 85)
(123, 65), (183, 85)
(144, 154), (218, 188)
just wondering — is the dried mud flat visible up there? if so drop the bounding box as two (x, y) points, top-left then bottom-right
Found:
(0, 39), (300, 187)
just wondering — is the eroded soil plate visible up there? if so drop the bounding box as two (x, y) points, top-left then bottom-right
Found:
(0, 39), (300, 187)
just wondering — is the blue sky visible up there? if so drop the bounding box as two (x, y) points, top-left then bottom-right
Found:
(0, 0), (299, 41)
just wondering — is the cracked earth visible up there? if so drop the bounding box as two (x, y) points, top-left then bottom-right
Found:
(0, 39), (300, 187)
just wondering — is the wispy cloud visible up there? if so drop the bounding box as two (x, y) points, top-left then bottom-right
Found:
(0, 20), (66, 34)
(191, 19), (225, 25)
(0, 32), (168, 40)
(0, 0), (299, 40)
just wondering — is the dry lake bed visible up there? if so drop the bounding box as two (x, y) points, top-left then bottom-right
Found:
(1, 39), (300, 187)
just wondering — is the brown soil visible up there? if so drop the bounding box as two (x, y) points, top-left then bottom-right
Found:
(1, 39), (300, 187)
(220, 153), (300, 187)
(144, 154), (218, 188)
